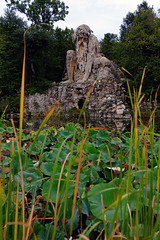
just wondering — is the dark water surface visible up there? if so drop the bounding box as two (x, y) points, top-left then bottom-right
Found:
(6, 112), (160, 134)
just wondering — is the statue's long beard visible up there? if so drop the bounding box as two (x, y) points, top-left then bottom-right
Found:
(76, 41), (88, 72)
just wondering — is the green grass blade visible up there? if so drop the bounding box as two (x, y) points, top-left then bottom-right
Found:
(29, 101), (59, 157)
(70, 129), (87, 235)
(78, 81), (96, 121)
(0, 105), (8, 121)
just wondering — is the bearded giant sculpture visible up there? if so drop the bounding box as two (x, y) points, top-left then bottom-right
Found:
(66, 24), (118, 82)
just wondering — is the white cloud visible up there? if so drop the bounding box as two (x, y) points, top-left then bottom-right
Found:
(54, 0), (160, 39)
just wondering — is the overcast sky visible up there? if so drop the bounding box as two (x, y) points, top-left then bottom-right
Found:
(0, 0), (159, 39)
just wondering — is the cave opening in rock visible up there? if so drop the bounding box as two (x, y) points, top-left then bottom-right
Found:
(78, 98), (84, 109)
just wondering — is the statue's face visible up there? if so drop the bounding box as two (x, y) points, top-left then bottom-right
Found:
(77, 33), (88, 47)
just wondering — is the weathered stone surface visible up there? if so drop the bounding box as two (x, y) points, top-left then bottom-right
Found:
(65, 24), (119, 83)
(24, 24), (131, 121)
(24, 79), (130, 120)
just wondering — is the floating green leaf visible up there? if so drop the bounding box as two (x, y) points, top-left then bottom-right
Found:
(88, 181), (138, 221)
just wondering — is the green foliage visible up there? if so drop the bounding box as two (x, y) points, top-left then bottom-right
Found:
(120, 0), (152, 41)
(0, 115), (160, 239)
(0, 10), (26, 97)
(5, 0), (69, 26)
(100, 33), (118, 60)
(0, 10), (27, 112)
(100, 1), (160, 97)
(0, 8), (74, 111)
(25, 26), (74, 94)
(121, 6), (160, 94)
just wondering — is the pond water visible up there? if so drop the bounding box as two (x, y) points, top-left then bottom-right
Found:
(5, 111), (160, 134)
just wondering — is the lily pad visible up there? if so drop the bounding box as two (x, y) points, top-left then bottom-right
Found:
(6, 127), (13, 134)
(14, 168), (43, 193)
(87, 180), (138, 221)
(42, 179), (75, 203)
(12, 151), (33, 174)
(41, 162), (67, 177)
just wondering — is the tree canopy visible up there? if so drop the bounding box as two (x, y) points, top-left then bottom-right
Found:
(100, 1), (160, 97)
(119, 0), (153, 41)
(100, 33), (118, 60)
(0, 4), (73, 112)
(5, 0), (69, 26)
(0, 10), (27, 110)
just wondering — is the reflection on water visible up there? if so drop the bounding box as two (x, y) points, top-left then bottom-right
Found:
(4, 112), (160, 134)
(141, 112), (160, 133)
(21, 115), (130, 132)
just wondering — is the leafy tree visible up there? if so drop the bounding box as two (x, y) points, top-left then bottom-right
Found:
(0, 8), (73, 112)
(120, 6), (160, 94)
(100, 1), (160, 96)
(120, 1), (152, 41)
(100, 33), (118, 60)
(25, 26), (74, 94)
(5, 0), (68, 26)
(0, 9), (27, 111)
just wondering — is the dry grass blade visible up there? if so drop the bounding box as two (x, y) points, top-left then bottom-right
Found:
(70, 113), (87, 235)
(19, 26), (32, 149)
(19, 24), (50, 149)
(54, 152), (70, 221)
(7, 222), (28, 227)
(138, 66), (146, 100)
(138, 108), (156, 144)
(96, 227), (104, 240)
(127, 203), (133, 235)
(97, 150), (102, 167)
(106, 144), (120, 236)
(11, 119), (25, 240)
(152, 195), (156, 231)
(101, 194), (107, 240)
(106, 145), (113, 180)
(120, 68), (134, 109)
(88, 127), (107, 130)
(155, 84), (160, 100)
(38, 101), (59, 132)
(101, 194), (104, 212)
(16, 25), (36, 239)
(70, 129), (88, 235)
(144, 135), (148, 239)
(80, 160), (95, 171)
(78, 234), (90, 240)
(25, 204), (35, 240)
(49, 201), (56, 217)
(113, 120), (121, 137)
(121, 67), (134, 78)
(108, 223), (127, 240)
(29, 101), (59, 157)
(14, 176), (20, 240)
(138, 94), (145, 106)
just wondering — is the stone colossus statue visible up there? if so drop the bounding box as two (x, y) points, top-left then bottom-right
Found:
(66, 24), (118, 83)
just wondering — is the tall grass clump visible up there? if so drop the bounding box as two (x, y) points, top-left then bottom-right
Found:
(1, 24), (160, 239)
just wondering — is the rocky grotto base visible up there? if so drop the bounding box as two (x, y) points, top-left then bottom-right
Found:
(24, 24), (131, 128)
(24, 79), (130, 123)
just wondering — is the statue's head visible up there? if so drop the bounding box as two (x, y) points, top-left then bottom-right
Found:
(73, 24), (93, 45)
